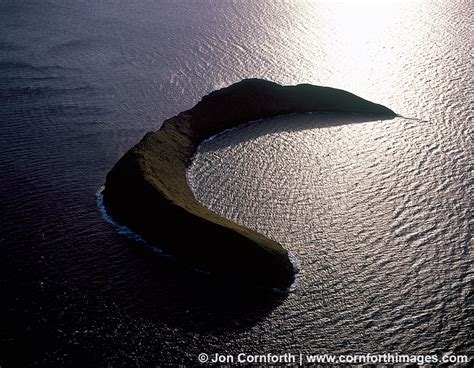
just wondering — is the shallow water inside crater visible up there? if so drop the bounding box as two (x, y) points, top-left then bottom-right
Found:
(0, 0), (472, 366)
(188, 111), (471, 356)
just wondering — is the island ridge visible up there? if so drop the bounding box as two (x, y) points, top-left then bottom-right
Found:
(103, 79), (396, 289)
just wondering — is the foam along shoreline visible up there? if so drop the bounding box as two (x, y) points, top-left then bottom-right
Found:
(98, 185), (301, 293)
(103, 78), (396, 289)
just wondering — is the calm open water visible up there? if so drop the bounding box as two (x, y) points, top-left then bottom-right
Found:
(0, 0), (472, 366)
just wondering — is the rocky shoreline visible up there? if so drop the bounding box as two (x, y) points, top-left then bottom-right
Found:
(103, 79), (395, 289)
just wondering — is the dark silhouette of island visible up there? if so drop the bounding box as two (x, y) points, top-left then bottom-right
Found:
(103, 79), (396, 289)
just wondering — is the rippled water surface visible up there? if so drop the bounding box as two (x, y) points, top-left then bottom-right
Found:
(0, 0), (472, 366)
(189, 112), (472, 356)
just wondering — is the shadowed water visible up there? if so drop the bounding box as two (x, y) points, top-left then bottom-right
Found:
(0, 0), (472, 366)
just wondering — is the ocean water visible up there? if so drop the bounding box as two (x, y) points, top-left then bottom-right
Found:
(0, 0), (472, 366)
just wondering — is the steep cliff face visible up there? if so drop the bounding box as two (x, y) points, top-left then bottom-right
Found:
(103, 79), (395, 289)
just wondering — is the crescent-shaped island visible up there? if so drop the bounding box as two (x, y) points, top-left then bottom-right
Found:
(103, 79), (396, 289)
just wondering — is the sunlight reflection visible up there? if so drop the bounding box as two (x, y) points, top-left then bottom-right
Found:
(295, 0), (427, 109)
